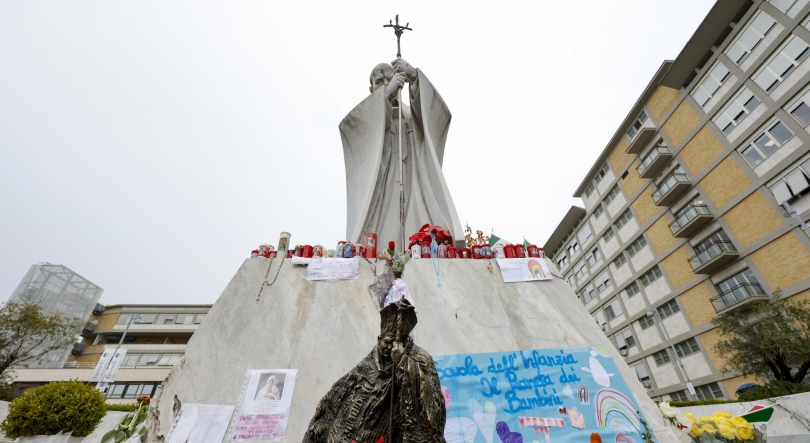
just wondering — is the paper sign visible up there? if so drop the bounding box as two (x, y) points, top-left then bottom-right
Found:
(231, 369), (298, 440)
(496, 258), (552, 282)
(90, 348), (113, 382)
(435, 346), (658, 443)
(103, 349), (127, 382)
(165, 404), (235, 443)
(306, 257), (359, 281)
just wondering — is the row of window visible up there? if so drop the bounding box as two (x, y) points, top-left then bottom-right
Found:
(119, 353), (183, 367)
(116, 313), (207, 326)
(100, 335), (180, 345)
(106, 382), (162, 399)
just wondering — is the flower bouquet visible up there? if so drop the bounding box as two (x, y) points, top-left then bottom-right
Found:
(408, 224), (452, 250)
(658, 402), (764, 442)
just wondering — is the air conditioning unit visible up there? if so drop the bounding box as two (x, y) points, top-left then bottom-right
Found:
(643, 380), (653, 390)
(600, 324), (606, 331)
(620, 349), (628, 356)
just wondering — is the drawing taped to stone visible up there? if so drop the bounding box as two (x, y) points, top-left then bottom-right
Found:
(496, 258), (551, 283)
(435, 346), (655, 443)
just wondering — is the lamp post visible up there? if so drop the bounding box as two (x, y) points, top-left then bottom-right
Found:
(646, 309), (696, 397)
(781, 200), (810, 239)
(96, 315), (142, 393)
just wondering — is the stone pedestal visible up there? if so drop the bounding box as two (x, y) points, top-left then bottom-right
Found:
(147, 258), (678, 442)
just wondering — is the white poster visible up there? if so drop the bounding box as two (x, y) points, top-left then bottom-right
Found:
(496, 258), (552, 283)
(165, 404), (235, 443)
(305, 257), (359, 281)
(231, 369), (298, 440)
(90, 348), (113, 382)
(103, 348), (127, 382)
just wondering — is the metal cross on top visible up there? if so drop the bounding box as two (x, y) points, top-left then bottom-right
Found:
(383, 15), (412, 58)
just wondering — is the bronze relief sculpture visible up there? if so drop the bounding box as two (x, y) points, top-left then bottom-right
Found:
(302, 299), (446, 443)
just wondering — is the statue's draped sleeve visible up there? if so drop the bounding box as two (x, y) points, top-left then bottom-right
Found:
(396, 344), (447, 443)
(339, 88), (390, 242)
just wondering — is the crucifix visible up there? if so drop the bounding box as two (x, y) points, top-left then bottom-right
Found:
(383, 15), (412, 58)
(383, 15), (412, 252)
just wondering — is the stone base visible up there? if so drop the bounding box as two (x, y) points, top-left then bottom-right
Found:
(147, 258), (678, 442)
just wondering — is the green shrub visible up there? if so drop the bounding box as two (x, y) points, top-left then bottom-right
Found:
(737, 380), (810, 401)
(104, 403), (141, 412)
(0, 380), (106, 438)
(668, 398), (738, 407)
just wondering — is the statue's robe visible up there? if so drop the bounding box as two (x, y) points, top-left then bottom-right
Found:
(340, 70), (465, 249)
(302, 337), (446, 443)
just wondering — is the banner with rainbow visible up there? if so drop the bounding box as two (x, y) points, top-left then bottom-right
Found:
(435, 345), (655, 443)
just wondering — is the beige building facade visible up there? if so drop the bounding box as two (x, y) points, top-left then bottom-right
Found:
(545, 0), (810, 402)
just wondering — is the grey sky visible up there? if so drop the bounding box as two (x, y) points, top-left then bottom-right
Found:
(0, 1), (714, 305)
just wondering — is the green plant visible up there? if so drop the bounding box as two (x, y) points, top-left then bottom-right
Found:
(736, 380), (810, 401)
(105, 403), (141, 412)
(101, 396), (150, 443)
(668, 399), (739, 407)
(0, 379), (106, 438)
(712, 290), (810, 384)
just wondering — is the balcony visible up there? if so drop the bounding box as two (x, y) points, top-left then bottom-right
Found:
(669, 205), (713, 237)
(653, 173), (691, 206)
(689, 241), (739, 274)
(71, 342), (86, 355)
(626, 127), (657, 154)
(81, 322), (96, 335)
(637, 146), (673, 179)
(711, 283), (768, 313)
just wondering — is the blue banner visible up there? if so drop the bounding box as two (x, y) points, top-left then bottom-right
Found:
(434, 346), (655, 443)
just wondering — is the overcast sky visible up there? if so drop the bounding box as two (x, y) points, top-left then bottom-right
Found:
(0, 0), (715, 305)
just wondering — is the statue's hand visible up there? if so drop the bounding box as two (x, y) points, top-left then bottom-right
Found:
(392, 58), (417, 83)
(385, 73), (407, 102)
(391, 341), (406, 364)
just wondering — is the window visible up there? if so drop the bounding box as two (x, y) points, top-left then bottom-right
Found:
(145, 338), (154, 344)
(769, 0), (797, 13)
(175, 314), (194, 325)
(639, 314), (655, 330)
(574, 261), (587, 280)
(593, 309), (606, 326)
(692, 61), (732, 106)
(616, 329), (636, 348)
(578, 224), (593, 243)
(713, 88), (761, 134)
(674, 338), (701, 358)
(567, 240), (580, 256)
(788, 89), (810, 127)
(593, 247), (602, 262)
(657, 299), (681, 319)
(594, 204), (605, 219)
(602, 227), (615, 243)
(652, 349), (671, 366)
(140, 314), (155, 324)
(755, 35), (810, 93)
(583, 284), (597, 303)
(695, 382), (725, 400)
(718, 269), (761, 293)
(138, 354), (160, 366)
(157, 354), (181, 366)
(674, 196), (706, 219)
(614, 209), (634, 230)
(625, 281), (641, 298)
(116, 314), (132, 325)
(668, 390), (689, 402)
(604, 185), (621, 205)
(626, 236), (648, 257)
(626, 110), (649, 139)
(157, 314), (175, 325)
(770, 158), (810, 203)
(164, 337), (175, 344)
(596, 271), (612, 293)
(604, 298), (623, 319)
(640, 265), (663, 287)
(696, 230), (732, 254)
(122, 354), (140, 366)
(594, 163), (610, 184)
(567, 273), (576, 286)
(726, 11), (777, 65)
(740, 119), (795, 167)
(585, 182), (596, 198)
(106, 382), (161, 399)
(613, 253), (627, 269)
(556, 254), (569, 268)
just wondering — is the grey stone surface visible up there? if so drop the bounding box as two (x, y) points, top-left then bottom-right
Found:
(679, 391), (810, 439)
(148, 257), (679, 443)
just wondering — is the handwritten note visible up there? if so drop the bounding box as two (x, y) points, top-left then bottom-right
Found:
(306, 257), (359, 281)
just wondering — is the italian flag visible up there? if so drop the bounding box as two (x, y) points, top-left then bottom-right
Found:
(489, 233), (501, 246)
(740, 404), (776, 423)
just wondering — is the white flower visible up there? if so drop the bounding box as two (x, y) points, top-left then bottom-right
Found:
(658, 401), (679, 419)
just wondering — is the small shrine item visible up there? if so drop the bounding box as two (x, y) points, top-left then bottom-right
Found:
(343, 242), (354, 258)
(515, 244), (526, 258)
(438, 243), (448, 258)
(459, 247), (471, 258)
(294, 245), (304, 257)
(527, 244), (541, 258)
(411, 243), (422, 259)
(481, 244), (492, 259)
(251, 250), (259, 258)
(336, 241), (347, 256)
(302, 245), (314, 258)
(269, 251), (277, 258)
(447, 245), (457, 258)
(353, 244), (364, 257)
(278, 232), (291, 256)
(504, 244), (516, 258)
(287, 250), (293, 258)
(421, 243), (431, 259)
(326, 249), (335, 258)
(364, 233), (378, 258)
(313, 245), (324, 257)
(471, 244), (482, 259)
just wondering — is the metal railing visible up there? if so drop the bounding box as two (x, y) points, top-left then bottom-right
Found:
(653, 173), (690, 203)
(711, 283), (767, 312)
(689, 241), (737, 270)
(12, 361), (179, 370)
(637, 146), (671, 175)
(669, 205), (711, 234)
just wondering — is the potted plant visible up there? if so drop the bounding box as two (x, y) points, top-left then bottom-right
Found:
(0, 379), (107, 442)
(101, 395), (150, 443)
